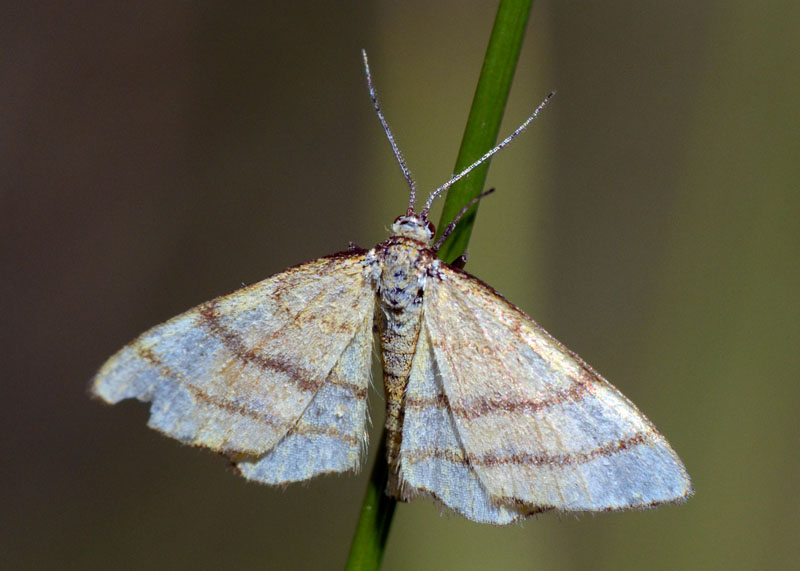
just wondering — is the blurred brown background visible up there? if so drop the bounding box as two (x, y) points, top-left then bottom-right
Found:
(3, 2), (799, 570)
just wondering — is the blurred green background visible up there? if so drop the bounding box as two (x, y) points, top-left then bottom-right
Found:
(3, 2), (799, 570)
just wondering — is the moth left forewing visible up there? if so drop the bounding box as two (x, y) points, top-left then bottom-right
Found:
(422, 264), (692, 514)
(396, 324), (537, 524)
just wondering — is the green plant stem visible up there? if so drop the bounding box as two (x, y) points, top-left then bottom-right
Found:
(436, 0), (534, 263)
(345, 431), (395, 571)
(346, 1), (534, 569)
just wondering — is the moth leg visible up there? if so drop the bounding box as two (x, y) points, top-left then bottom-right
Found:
(450, 252), (469, 270)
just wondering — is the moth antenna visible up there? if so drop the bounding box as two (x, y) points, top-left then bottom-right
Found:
(362, 49), (418, 215)
(433, 188), (495, 251)
(421, 91), (555, 216)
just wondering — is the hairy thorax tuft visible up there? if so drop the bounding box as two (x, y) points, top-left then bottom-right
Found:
(390, 215), (435, 246)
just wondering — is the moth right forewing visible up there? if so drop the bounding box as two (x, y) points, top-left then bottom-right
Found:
(233, 308), (375, 483)
(92, 250), (376, 457)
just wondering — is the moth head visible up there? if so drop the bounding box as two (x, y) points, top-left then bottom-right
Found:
(391, 215), (435, 245)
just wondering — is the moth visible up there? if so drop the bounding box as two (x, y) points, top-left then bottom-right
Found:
(92, 51), (692, 524)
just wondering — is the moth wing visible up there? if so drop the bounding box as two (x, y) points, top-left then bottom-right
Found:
(418, 264), (692, 515)
(233, 309), (374, 483)
(92, 249), (376, 480)
(397, 324), (538, 524)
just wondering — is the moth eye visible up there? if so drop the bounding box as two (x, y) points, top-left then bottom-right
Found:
(425, 221), (435, 236)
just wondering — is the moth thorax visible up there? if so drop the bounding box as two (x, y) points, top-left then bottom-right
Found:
(391, 215), (435, 246)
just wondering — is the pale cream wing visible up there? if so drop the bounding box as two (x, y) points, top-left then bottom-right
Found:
(233, 310), (373, 483)
(92, 250), (376, 480)
(397, 324), (539, 524)
(421, 264), (693, 513)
